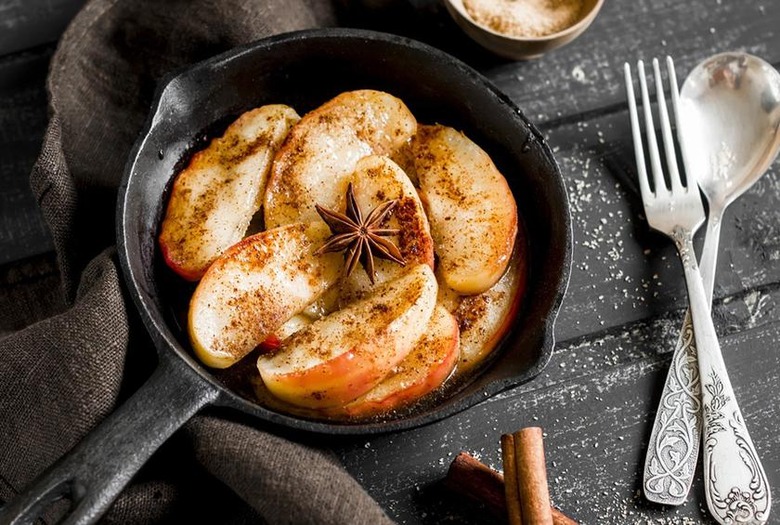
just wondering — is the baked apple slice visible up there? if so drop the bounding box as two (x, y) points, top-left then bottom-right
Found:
(160, 104), (300, 280)
(263, 90), (416, 229)
(449, 246), (526, 374)
(412, 124), (517, 295)
(335, 304), (459, 418)
(256, 264), (438, 409)
(188, 222), (341, 369)
(338, 155), (434, 304)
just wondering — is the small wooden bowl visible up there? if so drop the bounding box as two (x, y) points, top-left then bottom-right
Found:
(443, 0), (604, 60)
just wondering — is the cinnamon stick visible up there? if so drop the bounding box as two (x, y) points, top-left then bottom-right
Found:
(444, 451), (506, 517)
(444, 452), (577, 525)
(513, 427), (553, 525)
(501, 434), (523, 525)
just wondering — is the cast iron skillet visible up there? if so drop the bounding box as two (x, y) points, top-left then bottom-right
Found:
(0, 29), (571, 524)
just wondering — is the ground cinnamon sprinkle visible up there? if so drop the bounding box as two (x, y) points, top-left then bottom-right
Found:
(463, 0), (585, 38)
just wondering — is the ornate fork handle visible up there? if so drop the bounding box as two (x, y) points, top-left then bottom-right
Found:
(643, 309), (701, 504)
(643, 212), (721, 505)
(674, 228), (770, 525)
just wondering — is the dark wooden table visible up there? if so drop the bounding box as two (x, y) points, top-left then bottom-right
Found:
(2, 0), (780, 523)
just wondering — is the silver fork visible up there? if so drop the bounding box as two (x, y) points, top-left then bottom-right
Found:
(625, 57), (770, 525)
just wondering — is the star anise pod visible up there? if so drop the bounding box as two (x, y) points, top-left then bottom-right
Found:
(315, 183), (406, 284)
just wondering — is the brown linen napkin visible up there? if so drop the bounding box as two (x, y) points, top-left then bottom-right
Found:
(0, 0), (395, 523)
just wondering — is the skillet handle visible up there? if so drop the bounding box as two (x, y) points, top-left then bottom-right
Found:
(0, 355), (219, 525)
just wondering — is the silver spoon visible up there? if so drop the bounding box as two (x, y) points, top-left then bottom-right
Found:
(643, 52), (780, 513)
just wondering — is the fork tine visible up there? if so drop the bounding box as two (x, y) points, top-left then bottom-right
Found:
(637, 60), (668, 195)
(624, 63), (653, 203)
(666, 56), (689, 188)
(653, 57), (684, 193)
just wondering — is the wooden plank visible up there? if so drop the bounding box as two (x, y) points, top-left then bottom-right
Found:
(334, 284), (780, 524)
(0, 48), (54, 264)
(0, 0), (86, 56)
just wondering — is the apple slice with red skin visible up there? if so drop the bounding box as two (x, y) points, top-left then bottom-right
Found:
(333, 303), (459, 418)
(256, 264), (438, 409)
(159, 104), (299, 280)
(188, 222), (341, 369)
(412, 124), (517, 295)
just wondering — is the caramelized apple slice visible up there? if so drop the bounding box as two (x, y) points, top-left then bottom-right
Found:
(160, 105), (300, 280)
(258, 288), (336, 355)
(412, 124), (517, 294)
(188, 222), (341, 369)
(336, 304), (459, 418)
(264, 90), (416, 229)
(256, 264), (438, 409)
(339, 155), (434, 304)
(447, 247), (526, 374)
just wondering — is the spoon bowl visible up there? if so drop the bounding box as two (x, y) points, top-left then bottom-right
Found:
(679, 52), (780, 209)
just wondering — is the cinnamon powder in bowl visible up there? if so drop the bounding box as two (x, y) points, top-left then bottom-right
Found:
(444, 0), (604, 60)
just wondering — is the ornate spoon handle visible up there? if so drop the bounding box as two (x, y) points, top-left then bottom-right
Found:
(643, 210), (722, 504)
(677, 230), (770, 525)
